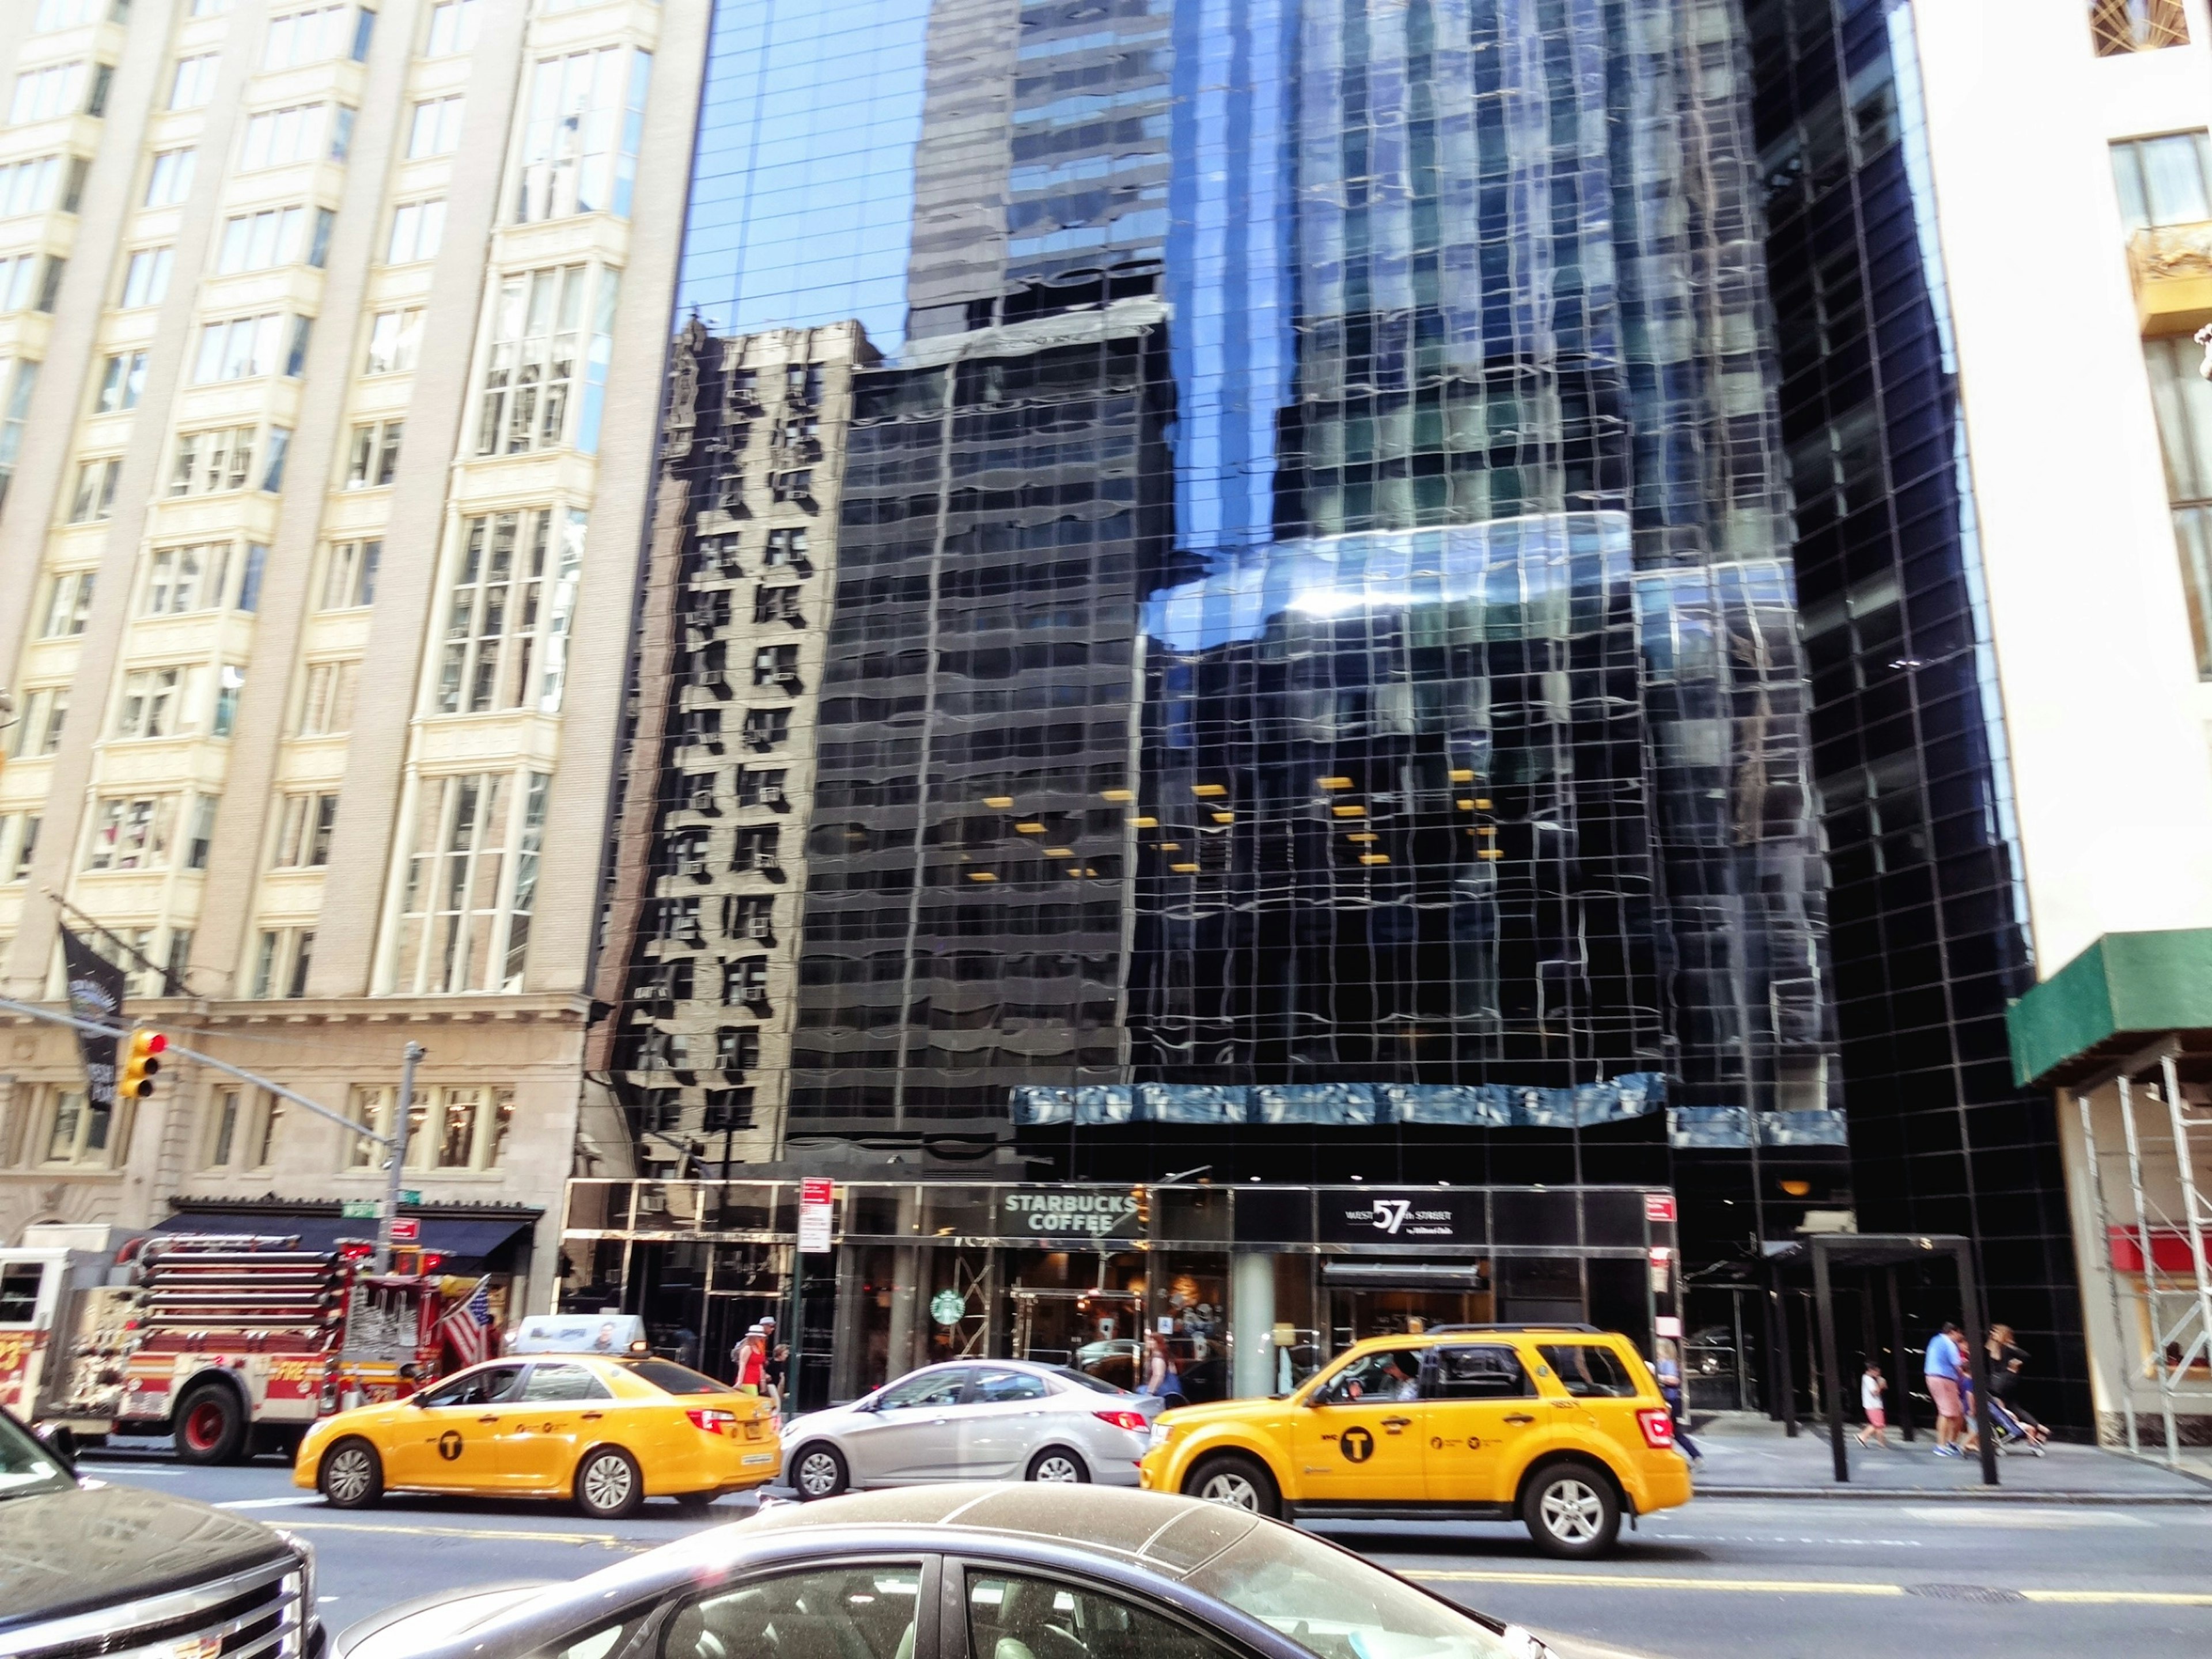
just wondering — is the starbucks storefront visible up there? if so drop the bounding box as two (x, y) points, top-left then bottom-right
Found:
(557, 1180), (1680, 1411)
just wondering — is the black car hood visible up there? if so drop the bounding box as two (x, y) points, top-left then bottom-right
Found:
(0, 1479), (295, 1635)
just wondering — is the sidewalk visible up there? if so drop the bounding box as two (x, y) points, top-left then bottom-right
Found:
(1687, 1411), (2212, 1501)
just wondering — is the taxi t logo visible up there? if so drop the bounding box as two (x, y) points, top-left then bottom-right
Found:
(1340, 1425), (1375, 1464)
(438, 1429), (465, 1461)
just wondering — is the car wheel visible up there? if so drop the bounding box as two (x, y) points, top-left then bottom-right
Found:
(574, 1447), (645, 1520)
(1025, 1446), (1089, 1484)
(1521, 1461), (1621, 1558)
(320, 1438), (384, 1509)
(174, 1383), (248, 1465)
(791, 1442), (848, 1501)
(1185, 1453), (1281, 1519)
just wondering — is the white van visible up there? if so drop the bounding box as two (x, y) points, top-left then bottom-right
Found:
(507, 1312), (649, 1356)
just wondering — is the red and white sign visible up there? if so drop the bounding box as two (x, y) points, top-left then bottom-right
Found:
(1644, 1194), (1676, 1223)
(388, 1218), (420, 1244)
(1656, 1316), (1683, 1339)
(798, 1178), (834, 1253)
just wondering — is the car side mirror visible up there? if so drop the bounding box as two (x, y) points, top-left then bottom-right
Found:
(408, 1392), (431, 1408)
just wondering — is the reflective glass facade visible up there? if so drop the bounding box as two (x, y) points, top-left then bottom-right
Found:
(601, 0), (2077, 1427)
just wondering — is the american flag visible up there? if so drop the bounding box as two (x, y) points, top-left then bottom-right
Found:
(438, 1279), (495, 1368)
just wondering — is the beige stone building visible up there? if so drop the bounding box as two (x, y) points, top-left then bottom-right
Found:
(0, 0), (712, 1311)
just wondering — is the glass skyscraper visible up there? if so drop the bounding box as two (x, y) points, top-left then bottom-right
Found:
(593, 0), (2079, 1423)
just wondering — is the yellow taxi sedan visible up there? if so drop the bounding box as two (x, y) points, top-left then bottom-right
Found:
(295, 1354), (780, 1519)
(1141, 1327), (1691, 1557)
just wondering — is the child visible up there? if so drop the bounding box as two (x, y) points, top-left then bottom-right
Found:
(1856, 1360), (1888, 1447)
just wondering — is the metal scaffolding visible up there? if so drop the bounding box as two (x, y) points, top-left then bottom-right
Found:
(2075, 1041), (2212, 1467)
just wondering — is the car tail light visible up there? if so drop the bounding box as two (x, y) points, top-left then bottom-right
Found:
(1637, 1408), (1675, 1449)
(688, 1408), (739, 1435)
(1094, 1410), (1149, 1433)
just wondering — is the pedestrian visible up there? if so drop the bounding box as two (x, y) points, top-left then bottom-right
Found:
(766, 1343), (789, 1417)
(1653, 1339), (1702, 1464)
(1139, 1330), (1183, 1404)
(731, 1324), (767, 1396)
(1924, 1320), (1966, 1457)
(672, 1325), (700, 1370)
(1986, 1323), (2049, 1449)
(1855, 1359), (1888, 1448)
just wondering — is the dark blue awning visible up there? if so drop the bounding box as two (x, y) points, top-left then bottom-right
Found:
(153, 1212), (536, 1262)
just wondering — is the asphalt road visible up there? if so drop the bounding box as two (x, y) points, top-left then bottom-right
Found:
(75, 1446), (2212, 1659)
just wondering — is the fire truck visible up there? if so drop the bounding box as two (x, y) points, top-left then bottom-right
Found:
(0, 1224), (454, 1462)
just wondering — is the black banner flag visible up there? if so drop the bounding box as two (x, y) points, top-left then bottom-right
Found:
(60, 926), (126, 1114)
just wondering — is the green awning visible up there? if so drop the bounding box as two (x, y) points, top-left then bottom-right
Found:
(2008, 929), (2212, 1088)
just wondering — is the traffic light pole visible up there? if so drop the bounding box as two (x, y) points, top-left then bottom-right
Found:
(373, 1042), (425, 1273)
(0, 995), (418, 1262)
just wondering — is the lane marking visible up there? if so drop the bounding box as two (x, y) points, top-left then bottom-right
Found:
(276, 1520), (635, 1547)
(1407, 1571), (2212, 1608)
(215, 1497), (321, 1510)
(1900, 1506), (2152, 1529)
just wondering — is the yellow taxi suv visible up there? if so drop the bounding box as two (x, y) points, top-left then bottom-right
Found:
(295, 1354), (781, 1519)
(1140, 1325), (1690, 1557)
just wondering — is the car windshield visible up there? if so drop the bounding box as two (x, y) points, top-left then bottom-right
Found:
(1051, 1367), (1134, 1395)
(0, 1412), (74, 1502)
(1185, 1522), (1522, 1659)
(624, 1359), (726, 1396)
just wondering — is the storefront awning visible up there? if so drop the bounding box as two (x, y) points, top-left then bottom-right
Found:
(153, 1211), (536, 1262)
(2008, 928), (2212, 1088)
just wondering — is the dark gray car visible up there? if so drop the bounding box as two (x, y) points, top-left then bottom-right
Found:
(336, 1484), (1546, 1659)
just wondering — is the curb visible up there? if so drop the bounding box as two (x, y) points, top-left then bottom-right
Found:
(1695, 1484), (2212, 1504)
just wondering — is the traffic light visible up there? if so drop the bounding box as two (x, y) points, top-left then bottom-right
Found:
(120, 1029), (167, 1099)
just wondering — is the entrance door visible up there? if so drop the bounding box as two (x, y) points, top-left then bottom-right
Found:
(1289, 1346), (1427, 1508)
(385, 1362), (526, 1488)
(1418, 1341), (1544, 1505)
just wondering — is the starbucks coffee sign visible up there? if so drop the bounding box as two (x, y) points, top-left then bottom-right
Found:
(1000, 1189), (1141, 1238)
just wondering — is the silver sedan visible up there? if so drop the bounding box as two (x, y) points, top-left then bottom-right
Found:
(782, 1361), (1163, 1498)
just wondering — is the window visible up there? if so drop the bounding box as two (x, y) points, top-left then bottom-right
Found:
(2093, 1), (2188, 54)
(41, 1087), (119, 1170)
(345, 419), (403, 487)
(144, 147), (195, 206)
(262, 5), (354, 70)
(240, 105), (327, 172)
(272, 790), (339, 870)
(12, 62), (87, 125)
(213, 664), (244, 736)
(206, 1086), (243, 1168)
(298, 658), (359, 734)
(40, 570), (94, 636)
(217, 206), (309, 272)
(321, 538), (380, 608)
(974, 1368), (1048, 1403)
(386, 198), (445, 264)
(143, 542), (232, 613)
(724, 955), (770, 1003)
(192, 0), (236, 16)
(520, 1363), (607, 1403)
(764, 528), (809, 569)
(344, 1085), (512, 1174)
(184, 794), (216, 870)
(115, 669), (194, 740)
(285, 315), (312, 376)
(34, 0), (106, 28)
(477, 265), (608, 454)
(169, 53), (219, 110)
(408, 95), (464, 157)
(514, 47), (652, 223)
(205, 1085), (279, 1165)
(119, 245), (171, 307)
(1423, 1344), (1535, 1399)
(96, 349), (145, 412)
(365, 306), (422, 374)
(69, 456), (120, 521)
(0, 157), (62, 217)
(85, 794), (176, 869)
(33, 256), (63, 313)
(425, 0), (480, 56)
(171, 425), (257, 494)
(1537, 1343), (1639, 1398)
(965, 1575), (1227, 1659)
(752, 644), (800, 687)
(263, 429), (291, 492)
(249, 927), (313, 1000)
(2113, 132), (2212, 231)
(434, 508), (586, 714)
(5, 690), (67, 757)
(0, 359), (40, 509)
(0, 255), (41, 313)
(388, 770), (548, 994)
(419, 1364), (525, 1410)
(2148, 335), (2212, 676)
(329, 106), (355, 161)
(743, 706), (790, 749)
(6, 817), (38, 881)
(673, 1567), (922, 1659)
(192, 313), (286, 382)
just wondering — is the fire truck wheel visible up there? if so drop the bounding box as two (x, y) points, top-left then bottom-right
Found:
(320, 1438), (384, 1509)
(174, 1383), (249, 1465)
(574, 1447), (644, 1520)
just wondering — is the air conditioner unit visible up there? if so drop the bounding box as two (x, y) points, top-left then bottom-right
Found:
(690, 787), (717, 812)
